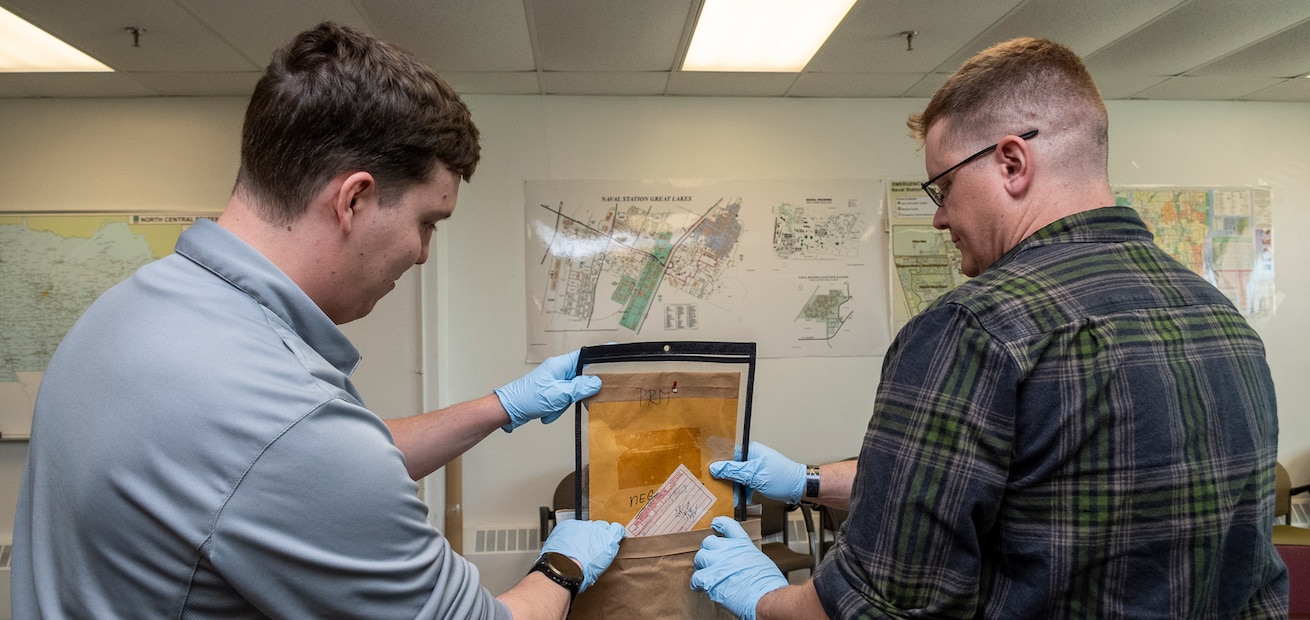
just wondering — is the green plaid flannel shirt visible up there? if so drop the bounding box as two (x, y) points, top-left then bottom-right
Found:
(813, 207), (1286, 618)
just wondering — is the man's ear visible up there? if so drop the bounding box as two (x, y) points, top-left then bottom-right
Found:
(997, 134), (1033, 199)
(333, 171), (377, 234)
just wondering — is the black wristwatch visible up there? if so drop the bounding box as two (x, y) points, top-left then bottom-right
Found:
(803, 465), (821, 505)
(529, 551), (584, 602)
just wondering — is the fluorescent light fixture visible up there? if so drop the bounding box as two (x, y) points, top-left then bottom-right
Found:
(0, 6), (112, 72)
(682, 0), (856, 72)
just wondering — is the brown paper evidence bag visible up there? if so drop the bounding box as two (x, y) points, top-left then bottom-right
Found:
(569, 520), (763, 619)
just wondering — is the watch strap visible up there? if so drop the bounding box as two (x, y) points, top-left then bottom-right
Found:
(529, 552), (581, 601)
(804, 465), (821, 501)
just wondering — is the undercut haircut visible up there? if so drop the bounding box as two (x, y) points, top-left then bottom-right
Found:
(908, 37), (1108, 170)
(235, 22), (481, 224)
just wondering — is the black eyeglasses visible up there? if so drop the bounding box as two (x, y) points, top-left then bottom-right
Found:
(921, 129), (1038, 207)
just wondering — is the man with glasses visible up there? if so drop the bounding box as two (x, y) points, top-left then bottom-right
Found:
(692, 37), (1286, 618)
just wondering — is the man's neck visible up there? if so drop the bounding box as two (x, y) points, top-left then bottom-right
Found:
(217, 193), (340, 319)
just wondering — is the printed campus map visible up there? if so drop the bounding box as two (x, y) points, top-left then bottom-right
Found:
(0, 213), (213, 435)
(524, 179), (886, 360)
(886, 181), (968, 332)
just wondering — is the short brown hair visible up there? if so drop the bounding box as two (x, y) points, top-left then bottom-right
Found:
(235, 22), (481, 224)
(908, 37), (1107, 169)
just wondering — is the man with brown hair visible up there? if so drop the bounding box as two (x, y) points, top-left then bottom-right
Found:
(15, 22), (622, 619)
(694, 37), (1285, 618)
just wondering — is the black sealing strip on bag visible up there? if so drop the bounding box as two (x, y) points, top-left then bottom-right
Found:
(576, 341), (756, 365)
(574, 341), (756, 522)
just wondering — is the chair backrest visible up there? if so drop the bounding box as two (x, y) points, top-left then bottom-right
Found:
(1278, 462), (1291, 519)
(540, 472), (578, 542)
(757, 496), (790, 539)
(554, 471), (576, 511)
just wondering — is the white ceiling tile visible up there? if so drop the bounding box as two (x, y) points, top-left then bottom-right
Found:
(1084, 0), (1310, 78)
(126, 71), (261, 96)
(1188, 19), (1310, 78)
(360, 0), (535, 72)
(0, 76), (35, 97)
(807, 0), (1025, 74)
(540, 72), (669, 96)
(1091, 74), (1171, 100)
(940, 0), (1185, 67)
(0, 72), (159, 97)
(666, 72), (796, 97)
(531, 0), (694, 72)
(179, 0), (375, 66)
(1130, 76), (1288, 101)
(1238, 77), (1310, 102)
(788, 72), (921, 98)
(901, 73), (949, 99)
(440, 71), (541, 96)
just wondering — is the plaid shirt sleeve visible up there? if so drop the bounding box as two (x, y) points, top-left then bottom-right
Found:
(813, 301), (1017, 619)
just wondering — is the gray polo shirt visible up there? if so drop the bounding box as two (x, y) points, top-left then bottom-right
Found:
(14, 218), (510, 619)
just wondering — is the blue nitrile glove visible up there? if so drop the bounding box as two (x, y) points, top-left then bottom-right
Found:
(690, 516), (788, 620)
(539, 519), (627, 591)
(495, 349), (601, 432)
(709, 441), (806, 505)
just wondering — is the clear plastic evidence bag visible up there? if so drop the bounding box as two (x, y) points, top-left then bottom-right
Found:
(573, 341), (755, 535)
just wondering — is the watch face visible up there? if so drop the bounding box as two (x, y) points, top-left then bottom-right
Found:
(545, 552), (584, 583)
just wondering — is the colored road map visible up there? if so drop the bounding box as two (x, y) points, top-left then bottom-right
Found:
(1114, 186), (1274, 317)
(0, 213), (215, 434)
(886, 181), (1276, 335)
(524, 179), (886, 360)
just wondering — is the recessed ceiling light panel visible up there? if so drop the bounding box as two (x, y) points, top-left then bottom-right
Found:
(682, 0), (857, 72)
(0, 6), (113, 72)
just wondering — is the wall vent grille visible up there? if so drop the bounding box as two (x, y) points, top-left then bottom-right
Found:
(471, 513), (817, 555)
(474, 528), (541, 554)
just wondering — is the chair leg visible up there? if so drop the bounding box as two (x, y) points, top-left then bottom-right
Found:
(803, 505), (820, 573)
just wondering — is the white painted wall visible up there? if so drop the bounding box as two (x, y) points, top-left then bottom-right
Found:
(1, 95), (1306, 594)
